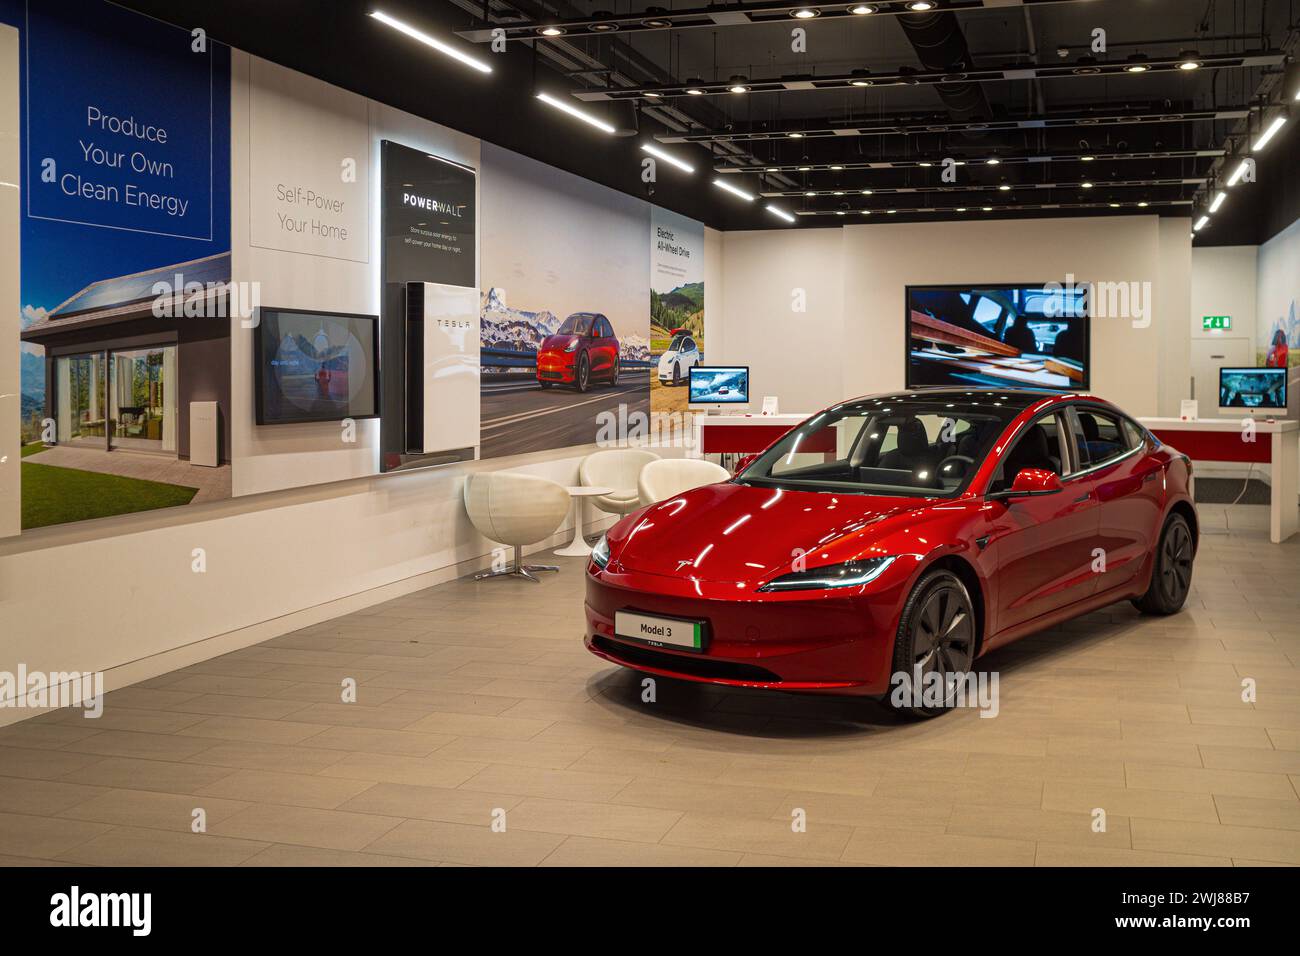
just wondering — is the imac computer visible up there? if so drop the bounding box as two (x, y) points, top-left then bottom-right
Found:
(689, 366), (750, 412)
(1218, 367), (1288, 418)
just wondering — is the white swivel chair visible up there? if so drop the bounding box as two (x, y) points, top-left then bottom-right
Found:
(463, 472), (572, 582)
(638, 458), (731, 506)
(579, 448), (661, 516)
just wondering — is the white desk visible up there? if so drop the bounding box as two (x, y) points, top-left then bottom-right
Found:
(1139, 417), (1299, 544)
(695, 413), (811, 457)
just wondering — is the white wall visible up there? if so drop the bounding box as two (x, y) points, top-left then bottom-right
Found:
(713, 215), (1191, 420)
(1190, 245), (1257, 346)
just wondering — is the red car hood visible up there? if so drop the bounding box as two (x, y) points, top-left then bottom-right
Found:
(610, 481), (938, 584)
(540, 334), (579, 351)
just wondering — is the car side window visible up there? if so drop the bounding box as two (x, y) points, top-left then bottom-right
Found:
(684, 337), (696, 352)
(1074, 407), (1129, 468)
(1122, 418), (1147, 450)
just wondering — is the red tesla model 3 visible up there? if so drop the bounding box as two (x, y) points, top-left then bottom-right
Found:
(584, 389), (1197, 716)
(536, 312), (620, 392)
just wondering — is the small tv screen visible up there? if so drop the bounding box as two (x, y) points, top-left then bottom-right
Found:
(255, 308), (380, 425)
(906, 283), (1090, 390)
(689, 366), (749, 405)
(1219, 367), (1286, 410)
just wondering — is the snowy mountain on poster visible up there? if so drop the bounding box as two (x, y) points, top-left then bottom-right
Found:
(480, 287), (560, 350)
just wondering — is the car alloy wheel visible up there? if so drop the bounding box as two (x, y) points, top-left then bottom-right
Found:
(889, 569), (976, 718)
(610, 358), (619, 387)
(1135, 513), (1193, 615)
(576, 352), (590, 392)
(674, 362), (682, 385)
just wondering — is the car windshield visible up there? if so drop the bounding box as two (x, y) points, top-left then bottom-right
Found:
(736, 397), (1015, 497)
(558, 314), (594, 335)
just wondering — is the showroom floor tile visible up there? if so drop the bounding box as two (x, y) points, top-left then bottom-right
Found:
(2, 507), (1298, 866)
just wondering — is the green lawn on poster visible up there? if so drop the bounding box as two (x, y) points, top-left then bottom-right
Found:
(20, 450), (198, 530)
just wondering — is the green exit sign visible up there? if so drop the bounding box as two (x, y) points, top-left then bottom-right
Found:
(1203, 315), (1232, 330)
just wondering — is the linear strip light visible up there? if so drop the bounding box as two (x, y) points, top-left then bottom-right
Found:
(641, 143), (695, 173)
(370, 11), (492, 74)
(1252, 114), (1287, 151)
(1225, 159), (1251, 186)
(765, 204), (796, 223)
(713, 178), (756, 201)
(536, 93), (616, 133)
(1209, 191), (1226, 212)
(1193, 215), (1209, 232)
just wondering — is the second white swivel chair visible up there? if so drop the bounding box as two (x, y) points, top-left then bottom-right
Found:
(579, 448), (660, 516)
(638, 458), (731, 506)
(463, 472), (572, 583)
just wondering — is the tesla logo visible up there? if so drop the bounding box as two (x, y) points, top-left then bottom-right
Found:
(674, 558), (694, 571)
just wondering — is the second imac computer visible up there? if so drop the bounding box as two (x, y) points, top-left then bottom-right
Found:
(689, 366), (750, 411)
(1218, 367), (1288, 417)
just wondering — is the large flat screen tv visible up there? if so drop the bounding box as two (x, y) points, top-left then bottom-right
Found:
(689, 366), (750, 405)
(906, 283), (1090, 390)
(254, 308), (380, 425)
(1219, 366), (1287, 410)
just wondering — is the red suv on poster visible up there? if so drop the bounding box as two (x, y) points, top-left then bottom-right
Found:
(536, 312), (620, 392)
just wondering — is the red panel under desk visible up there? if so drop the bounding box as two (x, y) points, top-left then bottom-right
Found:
(1150, 428), (1271, 464)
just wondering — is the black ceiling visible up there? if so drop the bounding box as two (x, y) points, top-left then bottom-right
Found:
(114, 0), (1297, 244)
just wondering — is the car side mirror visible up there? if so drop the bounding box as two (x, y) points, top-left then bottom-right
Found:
(990, 468), (1063, 501)
(734, 453), (759, 475)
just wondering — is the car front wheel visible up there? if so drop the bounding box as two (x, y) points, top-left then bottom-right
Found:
(887, 569), (977, 719)
(575, 353), (590, 392)
(1133, 513), (1193, 615)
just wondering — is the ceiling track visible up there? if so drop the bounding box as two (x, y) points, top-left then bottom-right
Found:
(766, 177), (1207, 197)
(793, 197), (1194, 217)
(572, 50), (1286, 101)
(454, 0), (1095, 43)
(716, 148), (1226, 172)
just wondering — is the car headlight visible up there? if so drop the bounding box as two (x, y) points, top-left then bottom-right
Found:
(590, 533), (611, 570)
(564, 339), (580, 352)
(757, 556), (895, 592)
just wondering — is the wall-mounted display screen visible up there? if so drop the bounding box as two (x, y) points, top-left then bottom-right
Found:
(254, 308), (379, 425)
(906, 284), (1090, 390)
(689, 366), (749, 405)
(1219, 367), (1287, 410)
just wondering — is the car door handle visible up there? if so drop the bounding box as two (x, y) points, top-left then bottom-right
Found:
(1072, 492), (1091, 503)
(1142, 471), (1158, 483)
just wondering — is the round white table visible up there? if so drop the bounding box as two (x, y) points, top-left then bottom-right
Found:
(555, 485), (614, 557)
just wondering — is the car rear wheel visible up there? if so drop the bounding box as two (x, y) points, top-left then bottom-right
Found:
(1133, 513), (1193, 615)
(672, 362), (682, 386)
(887, 569), (976, 719)
(575, 353), (590, 392)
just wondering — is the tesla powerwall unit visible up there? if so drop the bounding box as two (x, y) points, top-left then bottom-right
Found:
(406, 282), (480, 458)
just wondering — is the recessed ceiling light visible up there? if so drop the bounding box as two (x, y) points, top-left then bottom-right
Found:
(1137, 201), (1149, 207)
(1108, 202), (1120, 208)
(642, 18), (673, 29)
(590, 21), (619, 33)
(790, 8), (820, 19)
(536, 92), (616, 133)
(998, 183), (1011, 191)
(369, 11), (493, 74)
(836, 210), (846, 216)
(982, 206), (993, 211)
(1081, 181), (1094, 189)
(955, 207), (967, 212)
(728, 75), (750, 94)
(788, 132), (805, 139)
(1177, 51), (1201, 71)
(537, 25), (566, 37)
(918, 161), (933, 167)
(861, 189), (873, 195)
(985, 158), (1000, 165)
(886, 208), (897, 214)
(861, 209), (871, 214)
(805, 191), (816, 196)
(766, 204), (796, 223)
(766, 166), (780, 172)
(713, 178), (756, 201)
(848, 3), (878, 14)
(1080, 154), (1095, 162)
(684, 79), (706, 95)
(1125, 55), (1149, 73)
(905, 1), (936, 10)
(798, 165), (812, 171)
(641, 143), (695, 174)
(849, 70), (874, 87)
(830, 164), (844, 170)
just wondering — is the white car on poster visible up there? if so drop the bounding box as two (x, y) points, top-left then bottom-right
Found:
(657, 328), (701, 385)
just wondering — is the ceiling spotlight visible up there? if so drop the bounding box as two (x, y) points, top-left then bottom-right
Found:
(805, 191), (816, 196)
(998, 183), (1011, 191)
(642, 18), (673, 29)
(766, 166), (780, 173)
(728, 75), (750, 94)
(788, 131), (805, 139)
(956, 207), (967, 212)
(1081, 181), (1094, 189)
(1253, 114), (1287, 151)
(536, 93), (616, 133)
(589, 12), (619, 32)
(830, 164), (844, 170)
(833, 190), (845, 196)
(1108, 202), (1120, 208)
(790, 7), (821, 18)
(684, 79), (707, 95)
(766, 204), (796, 223)
(641, 143), (695, 174)
(836, 210), (846, 216)
(798, 165), (812, 171)
(1080, 154), (1095, 162)
(886, 208), (898, 214)
(982, 206), (993, 211)
(985, 157), (1001, 165)
(1177, 51), (1201, 71)
(537, 25), (566, 37)
(849, 70), (874, 88)
(861, 209), (872, 215)
(848, 4), (878, 14)
(714, 178), (756, 201)
(918, 161), (933, 168)
(369, 11), (493, 74)
(1124, 54), (1150, 73)
(1209, 191), (1226, 213)
(1137, 200), (1149, 207)
(1072, 57), (1101, 75)
(861, 189), (874, 195)
(905, 1), (936, 10)
(1193, 215), (1209, 232)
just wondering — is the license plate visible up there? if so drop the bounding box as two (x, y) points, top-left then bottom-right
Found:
(615, 610), (706, 653)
